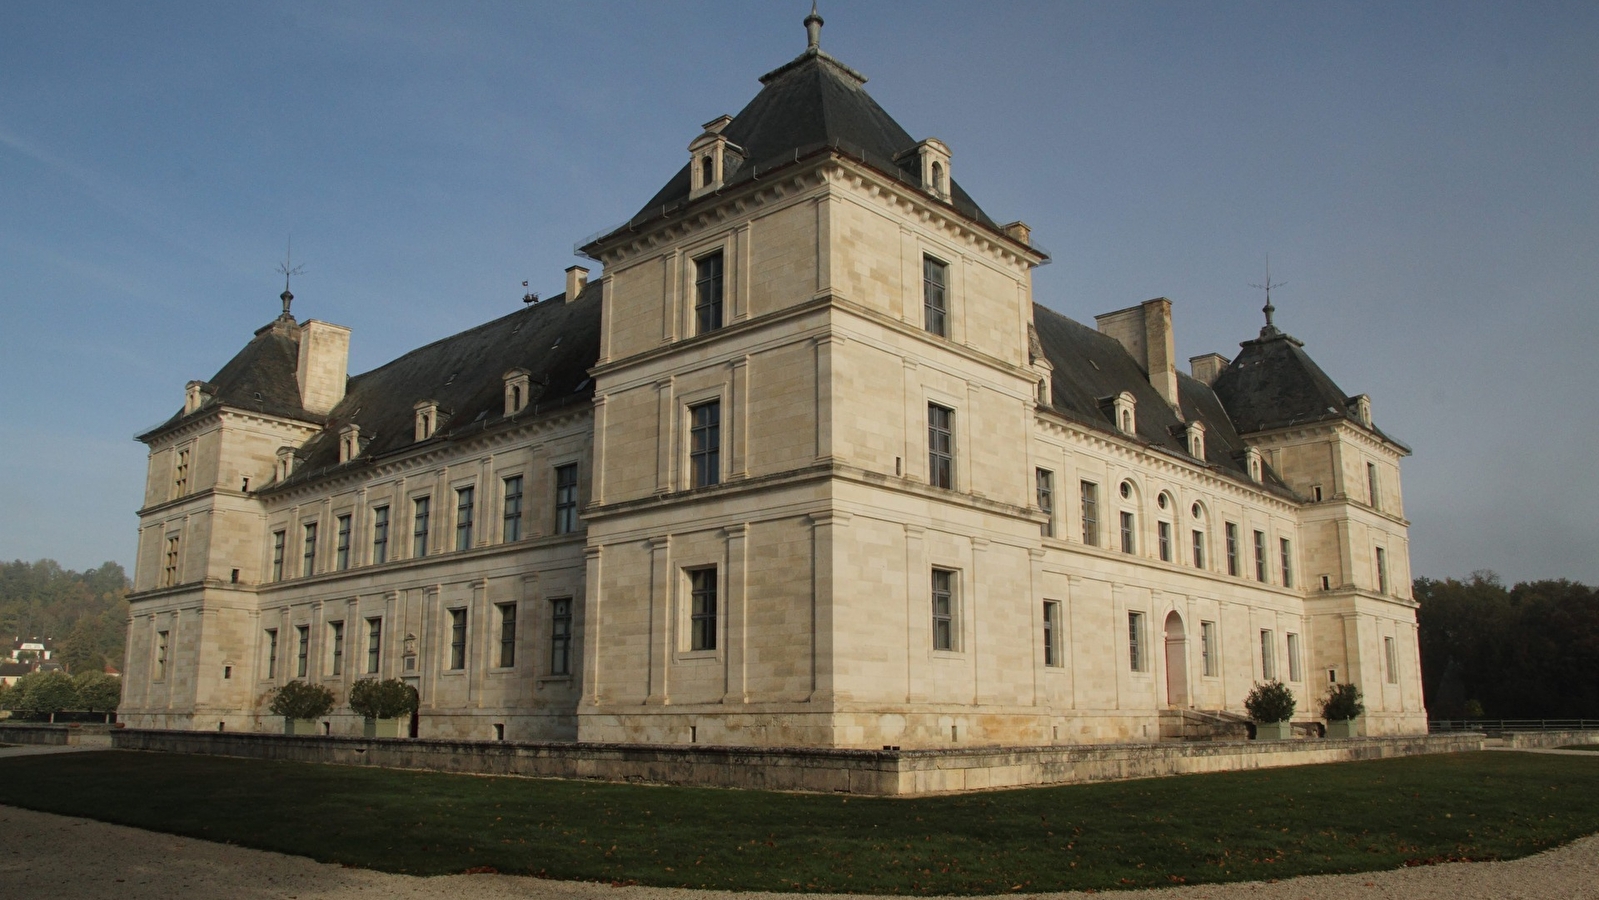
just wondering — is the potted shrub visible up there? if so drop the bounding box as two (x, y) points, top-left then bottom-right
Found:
(268, 681), (335, 734)
(1320, 683), (1365, 738)
(349, 678), (418, 738)
(1244, 680), (1296, 740)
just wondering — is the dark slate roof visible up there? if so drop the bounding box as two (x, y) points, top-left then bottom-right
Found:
(1032, 304), (1293, 494)
(623, 47), (999, 233)
(139, 316), (319, 440)
(270, 284), (602, 491)
(1212, 327), (1406, 448)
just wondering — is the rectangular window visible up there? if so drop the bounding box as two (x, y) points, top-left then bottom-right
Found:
(296, 624), (309, 678)
(365, 617), (381, 674)
(1120, 511), (1136, 554)
(271, 530), (286, 581)
(330, 621), (344, 676)
(1384, 636), (1399, 683)
(372, 506), (389, 564)
(1157, 521), (1172, 562)
(1128, 611), (1146, 672)
(1225, 523), (1239, 576)
(931, 568), (956, 651)
(1260, 629), (1276, 680)
(412, 497), (430, 558)
(1376, 547), (1389, 593)
(1080, 481), (1099, 546)
(455, 487), (475, 551)
(1367, 462), (1380, 511)
(554, 463), (579, 534)
(1201, 621), (1217, 677)
(1036, 468), (1054, 538)
(163, 535), (181, 587)
(690, 401), (721, 488)
(1042, 600), (1062, 667)
(335, 515), (351, 570)
(922, 255), (948, 336)
(448, 608), (467, 670)
(694, 251), (724, 334)
(301, 522), (318, 577)
(1287, 632), (1303, 683)
(1280, 538), (1294, 588)
(550, 598), (573, 675)
(497, 602), (517, 668)
(927, 404), (954, 489)
(1254, 530), (1268, 582)
(173, 448), (189, 498)
(155, 630), (169, 681)
(1192, 530), (1206, 568)
(690, 568), (718, 652)
(502, 476), (523, 542)
(266, 628), (279, 679)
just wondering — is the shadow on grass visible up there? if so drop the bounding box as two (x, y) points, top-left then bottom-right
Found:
(1, 750), (1597, 894)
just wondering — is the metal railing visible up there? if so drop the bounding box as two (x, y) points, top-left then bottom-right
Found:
(1428, 719), (1599, 735)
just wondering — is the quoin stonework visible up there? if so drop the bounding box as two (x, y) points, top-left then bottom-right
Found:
(122, 14), (1423, 747)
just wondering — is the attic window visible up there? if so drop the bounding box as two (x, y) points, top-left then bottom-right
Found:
(275, 447), (295, 482)
(1186, 421), (1206, 460)
(339, 424), (361, 464)
(1112, 391), (1136, 436)
(414, 400), (440, 441)
(1245, 447), (1263, 483)
(930, 161), (945, 196)
(701, 156), (715, 187)
(503, 369), (532, 416)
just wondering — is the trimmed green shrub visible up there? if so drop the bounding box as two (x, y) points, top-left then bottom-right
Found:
(267, 681), (336, 720)
(1244, 680), (1296, 723)
(73, 672), (122, 713)
(4, 671), (79, 718)
(348, 678), (418, 720)
(1320, 682), (1366, 721)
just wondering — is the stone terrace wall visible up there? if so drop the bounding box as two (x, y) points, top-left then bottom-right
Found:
(111, 729), (1488, 796)
(0, 723), (115, 746)
(1500, 730), (1599, 750)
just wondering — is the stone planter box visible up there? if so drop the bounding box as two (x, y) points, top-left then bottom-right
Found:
(284, 718), (321, 735)
(1326, 719), (1359, 739)
(363, 717), (403, 738)
(1253, 720), (1294, 740)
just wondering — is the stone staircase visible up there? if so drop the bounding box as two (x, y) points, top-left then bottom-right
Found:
(1159, 708), (1253, 742)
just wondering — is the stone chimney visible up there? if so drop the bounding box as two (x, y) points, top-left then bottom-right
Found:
(1095, 298), (1179, 408)
(1002, 221), (1031, 245)
(565, 266), (589, 303)
(295, 320), (351, 415)
(1189, 353), (1231, 386)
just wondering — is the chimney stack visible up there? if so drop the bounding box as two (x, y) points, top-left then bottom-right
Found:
(1189, 353), (1231, 386)
(295, 320), (351, 415)
(1094, 298), (1179, 408)
(565, 266), (590, 303)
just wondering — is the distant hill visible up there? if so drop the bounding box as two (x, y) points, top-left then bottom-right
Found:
(0, 560), (129, 674)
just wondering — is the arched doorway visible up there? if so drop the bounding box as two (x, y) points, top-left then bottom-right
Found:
(1164, 611), (1189, 708)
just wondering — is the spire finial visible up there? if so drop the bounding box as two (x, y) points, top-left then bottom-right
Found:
(1248, 254), (1286, 338)
(804, 2), (824, 51)
(276, 235), (305, 321)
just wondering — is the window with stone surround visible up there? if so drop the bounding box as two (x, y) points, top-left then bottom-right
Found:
(927, 404), (954, 489)
(554, 464), (579, 534)
(329, 621), (344, 676)
(695, 251), (724, 334)
(455, 486), (475, 551)
(1128, 611), (1147, 672)
(1043, 600), (1062, 667)
(1120, 511), (1136, 555)
(1192, 529), (1206, 569)
(922, 255), (948, 337)
(1368, 462), (1381, 511)
(412, 497), (430, 558)
(497, 602), (517, 668)
(448, 608), (467, 670)
(271, 530), (285, 581)
(296, 625), (309, 678)
(265, 628), (279, 680)
(502, 476), (523, 542)
(550, 598), (573, 675)
(335, 515), (351, 571)
(1280, 538), (1294, 588)
(1036, 468), (1054, 538)
(1287, 632), (1303, 683)
(1376, 546), (1389, 594)
(690, 401), (722, 488)
(1384, 636), (1399, 683)
(1201, 621), (1218, 677)
(689, 567), (718, 652)
(1254, 530), (1268, 582)
(163, 535), (181, 587)
(1260, 629), (1276, 680)
(1225, 522), (1239, 576)
(1157, 520), (1172, 562)
(155, 630), (168, 681)
(172, 447), (190, 499)
(932, 568), (957, 651)
(371, 506), (389, 564)
(365, 617), (382, 674)
(1080, 481), (1099, 546)
(301, 522), (318, 577)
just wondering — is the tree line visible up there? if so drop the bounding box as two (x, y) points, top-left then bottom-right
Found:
(1416, 573), (1599, 720)
(0, 559), (129, 674)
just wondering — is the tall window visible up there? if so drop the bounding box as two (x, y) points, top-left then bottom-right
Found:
(371, 506), (389, 564)
(163, 535), (181, 586)
(1287, 632), (1303, 683)
(1253, 530), (1267, 582)
(1042, 600), (1062, 667)
(1280, 538), (1294, 588)
(266, 628), (279, 679)
(296, 625), (310, 678)
(1120, 511), (1136, 554)
(690, 568), (718, 651)
(927, 404), (954, 489)
(335, 515), (351, 571)
(365, 618), (382, 674)
(448, 609), (467, 670)
(1157, 521), (1172, 561)
(1080, 481), (1099, 546)
(1225, 523), (1239, 576)
(1128, 611), (1146, 671)
(1192, 530), (1206, 568)
(1200, 620), (1217, 677)
(922, 255), (948, 337)
(694, 251), (724, 334)
(1036, 468), (1054, 538)
(302, 522), (318, 577)
(1367, 462), (1380, 510)
(330, 621), (344, 676)
(155, 630), (169, 680)
(554, 464), (579, 534)
(1376, 547), (1389, 593)
(690, 401), (721, 488)
(550, 598), (573, 675)
(1384, 636), (1399, 683)
(412, 497), (430, 558)
(931, 568), (956, 651)
(502, 476), (523, 542)
(497, 603), (517, 668)
(455, 487), (475, 551)
(1260, 629), (1276, 680)
(271, 530), (286, 581)
(173, 448), (189, 497)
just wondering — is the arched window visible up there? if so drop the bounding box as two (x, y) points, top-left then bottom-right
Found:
(701, 155), (715, 187)
(930, 161), (945, 196)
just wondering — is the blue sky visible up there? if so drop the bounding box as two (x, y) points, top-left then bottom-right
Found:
(2, 2), (1595, 583)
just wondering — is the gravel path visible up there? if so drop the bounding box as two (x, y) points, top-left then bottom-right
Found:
(3, 802), (1597, 900)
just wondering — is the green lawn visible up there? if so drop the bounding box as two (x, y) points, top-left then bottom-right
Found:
(0, 750), (1596, 893)
(1558, 744), (1599, 752)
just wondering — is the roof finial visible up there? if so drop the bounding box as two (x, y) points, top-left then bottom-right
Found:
(1248, 254), (1286, 338)
(804, 2), (824, 51)
(276, 235), (305, 321)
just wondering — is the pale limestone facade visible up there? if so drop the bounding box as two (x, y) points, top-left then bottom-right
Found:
(122, 19), (1424, 747)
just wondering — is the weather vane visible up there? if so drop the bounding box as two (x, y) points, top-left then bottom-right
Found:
(1248, 254), (1286, 335)
(276, 236), (306, 319)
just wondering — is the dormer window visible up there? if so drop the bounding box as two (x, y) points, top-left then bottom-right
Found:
(1245, 447), (1263, 483)
(688, 116), (739, 199)
(275, 446), (295, 482)
(1186, 421), (1206, 460)
(701, 155), (715, 186)
(899, 138), (952, 201)
(1113, 391), (1137, 436)
(414, 400), (440, 442)
(183, 380), (209, 415)
(504, 368), (532, 416)
(338, 424), (360, 464)
(1348, 394), (1372, 427)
